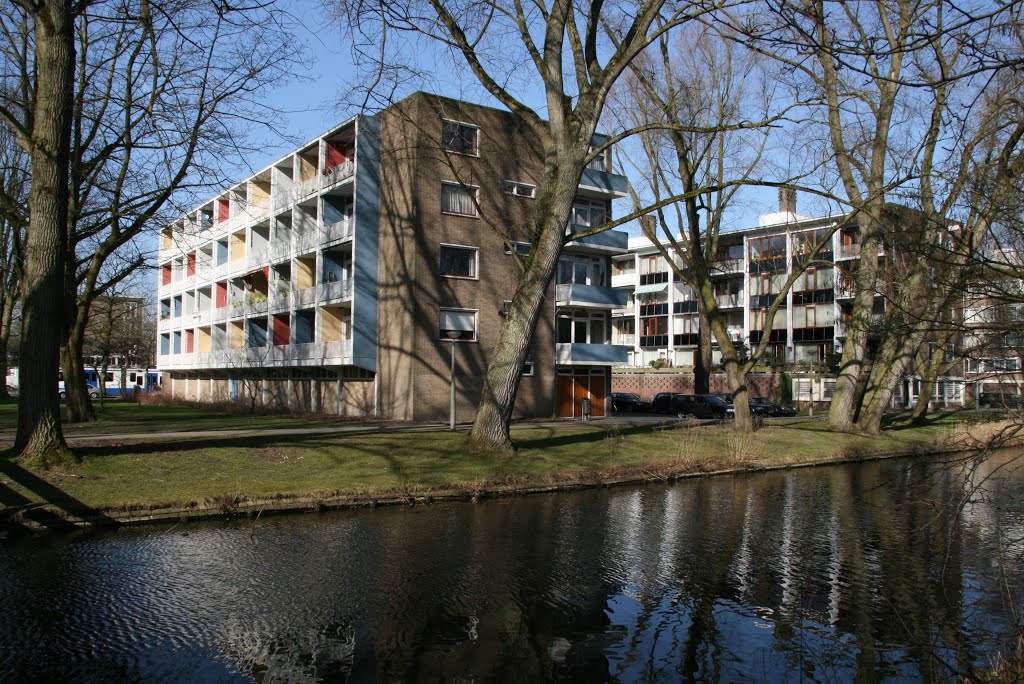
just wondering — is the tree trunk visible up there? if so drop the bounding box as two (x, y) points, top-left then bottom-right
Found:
(852, 331), (917, 435)
(829, 232), (881, 432)
(13, 0), (75, 464)
(468, 161), (580, 452)
(97, 362), (107, 411)
(911, 339), (947, 424)
(61, 305), (94, 421)
(694, 306), (712, 394)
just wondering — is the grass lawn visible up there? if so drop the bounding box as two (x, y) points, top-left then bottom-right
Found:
(0, 404), (997, 527)
(0, 397), (355, 437)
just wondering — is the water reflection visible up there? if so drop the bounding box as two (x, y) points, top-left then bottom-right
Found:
(1, 452), (1022, 682)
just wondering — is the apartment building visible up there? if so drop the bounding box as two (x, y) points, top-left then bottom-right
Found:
(611, 191), (968, 407)
(156, 93), (630, 420)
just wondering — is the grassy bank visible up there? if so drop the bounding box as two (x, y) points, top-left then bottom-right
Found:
(1, 404), (1007, 530)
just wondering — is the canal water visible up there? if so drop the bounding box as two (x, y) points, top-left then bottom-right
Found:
(1, 451), (1023, 682)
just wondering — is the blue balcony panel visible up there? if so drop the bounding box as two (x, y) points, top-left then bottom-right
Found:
(578, 168), (628, 198)
(555, 283), (628, 309)
(555, 343), (630, 366)
(565, 229), (628, 255)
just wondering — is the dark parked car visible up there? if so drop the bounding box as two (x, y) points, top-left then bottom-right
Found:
(978, 392), (1023, 409)
(651, 392), (681, 414)
(611, 392), (651, 413)
(749, 397), (797, 417)
(675, 394), (735, 419)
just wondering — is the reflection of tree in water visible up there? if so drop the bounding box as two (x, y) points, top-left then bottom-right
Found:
(8, 453), (1017, 681)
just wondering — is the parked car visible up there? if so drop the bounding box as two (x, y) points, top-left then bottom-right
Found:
(611, 392), (651, 413)
(978, 392), (1023, 409)
(749, 397), (797, 417)
(675, 394), (735, 419)
(651, 392), (681, 414)
(58, 382), (101, 400)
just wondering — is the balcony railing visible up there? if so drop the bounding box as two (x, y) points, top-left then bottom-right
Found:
(318, 278), (352, 302)
(248, 247), (271, 267)
(213, 307), (229, 322)
(294, 287), (317, 307)
(295, 230), (319, 254)
(716, 294), (742, 308)
(323, 218), (354, 243)
(837, 243), (861, 259)
(710, 258), (744, 274)
(555, 283), (628, 309)
(323, 339), (352, 360)
(268, 292), (290, 312)
(555, 342), (630, 365)
(269, 242), (290, 263)
(248, 202), (271, 223)
(271, 193), (291, 212)
(192, 310), (211, 326)
(292, 176), (320, 200)
(322, 161), (355, 187)
(244, 297), (269, 315)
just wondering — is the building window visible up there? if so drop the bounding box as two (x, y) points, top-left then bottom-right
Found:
(504, 241), (531, 257)
(440, 244), (478, 279)
(503, 180), (535, 198)
(441, 120), (479, 156)
(522, 361), (535, 376)
(439, 308), (477, 341)
(571, 199), (608, 228)
(441, 182), (478, 217)
(586, 145), (608, 172)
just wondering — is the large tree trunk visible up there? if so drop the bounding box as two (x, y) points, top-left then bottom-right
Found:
(0, 299), (12, 399)
(60, 320), (95, 422)
(468, 159), (581, 452)
(911, 335), (948, 424)
(694, 307), (712, 394)
(13, 0), (75, 464)
(829, 231), (882, 431)
(852, 329), (919, 434)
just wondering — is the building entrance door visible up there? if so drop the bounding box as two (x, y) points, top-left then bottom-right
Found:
(556, 370), (607, 418)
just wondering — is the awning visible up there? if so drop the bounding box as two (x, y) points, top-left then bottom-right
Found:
(635, 282), (668, 295)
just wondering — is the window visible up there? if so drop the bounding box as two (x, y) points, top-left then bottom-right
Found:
(441, 120), (479, 156)
(557, 255), (605, 286)
(586, 145), (608, 172)
(440, 244), (478, 279)
(504, 241), (531, 257)
(439, 308), (477, 341)
(571, 200), (608, 228)
(557, 312), (608, 344)
(503, 181), (535, 198)
(441, 182), (478, 217)
(522, 361), (535, 376)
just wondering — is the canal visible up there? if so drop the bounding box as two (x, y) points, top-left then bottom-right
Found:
(1, 451), (1022, 682)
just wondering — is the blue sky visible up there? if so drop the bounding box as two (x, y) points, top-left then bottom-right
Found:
(220, 0), (815, 236)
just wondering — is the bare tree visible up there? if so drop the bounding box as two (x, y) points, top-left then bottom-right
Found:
(337, 0), (737, 450)
(0, 0), (76, 463)
(721, 0), (1024, 434)
(612, 23), (832, 430)
(0, 125), (27, 399)
(0, 0), (303, 448)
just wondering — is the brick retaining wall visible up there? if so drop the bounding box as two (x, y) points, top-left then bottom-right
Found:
(612, 371), (782, 402)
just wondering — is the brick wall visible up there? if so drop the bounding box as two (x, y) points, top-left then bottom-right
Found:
(612, 371), (782, 401)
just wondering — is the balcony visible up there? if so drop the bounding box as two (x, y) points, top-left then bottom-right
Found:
(268, 292), (290, 313)
(710, 258), (744, 275)
(248, 247), (271, 267)
(610, 272), (635, 288)
(248, 202), (271, 224)
(322, 161), (355, 187)
(323, 218), (354, 244)
(565, 228), (629, 255)
(244, 297), (268, 315)
(213, 307), (229, 322)
(613, 333), (635, 346)
(295, 230), (319, 254)
(555, 342), (630, 366)
(611, 305), (635, 318)
(836, 243), (861, 260)
(555, 283), (628, 309)
(577, 167), (628, 198)
(269, 242), (290, 263)
(294, 286), (317, 307)
(292, 176), (320, 200)
(716, 294), (743, 309)
(192, 310), (211, 326)
(319, 278), (352, 303)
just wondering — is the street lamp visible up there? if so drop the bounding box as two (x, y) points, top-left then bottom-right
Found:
(443, 329), (463, 430)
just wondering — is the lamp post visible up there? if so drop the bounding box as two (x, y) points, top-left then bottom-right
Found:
(443, 330), (462, 430)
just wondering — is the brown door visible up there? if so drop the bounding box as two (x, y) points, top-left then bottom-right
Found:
(573, 374), (589, 417)
(589, 372), (606, 417)
(557, 375), (575, 417)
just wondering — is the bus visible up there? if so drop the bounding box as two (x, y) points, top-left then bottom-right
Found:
(57, 368), (162, 398)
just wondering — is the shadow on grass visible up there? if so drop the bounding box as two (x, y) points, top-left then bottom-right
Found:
(0, 456), (116, 532)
